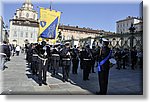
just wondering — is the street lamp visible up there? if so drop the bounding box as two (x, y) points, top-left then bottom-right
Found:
(58, 31), (62, 43)
(99, 32), (104, 46)
(129, 23), (135, 49)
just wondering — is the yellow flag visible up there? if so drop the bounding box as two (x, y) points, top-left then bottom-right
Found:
(39, 8), (61, 41)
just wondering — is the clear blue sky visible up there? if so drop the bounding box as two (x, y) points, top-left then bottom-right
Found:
(2, 1), (141, 32)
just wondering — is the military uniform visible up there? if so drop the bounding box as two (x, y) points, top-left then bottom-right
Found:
(114, 49), (122, 70)
(51, 47), (60, 75)
(91, 46), (97, 73)
(80, 45), (92, 81)
(35, 41), (50, 86)
(31, 44), (38, 75)
(71, 47), (79, 74)
(60, 42), (71, 82)
(97, 38), (111, 95)
(131, 47), (137, 70)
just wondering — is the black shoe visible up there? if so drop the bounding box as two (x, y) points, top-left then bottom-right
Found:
(39, 83), (42, 86)
(42, 81), (48, 85)
(96, 91), (101, 95)
(63, 79), (65, 82)
(65, 79), (69, 82)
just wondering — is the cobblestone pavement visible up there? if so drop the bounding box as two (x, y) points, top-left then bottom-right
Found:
(0, 53), (143, 95)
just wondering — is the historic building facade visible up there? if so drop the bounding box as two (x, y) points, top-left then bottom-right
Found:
(116, 16), (142, 34)
(9, 0), (39, 47)
(58, 25), (113, 47)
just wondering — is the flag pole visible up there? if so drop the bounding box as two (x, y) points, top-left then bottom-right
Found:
(50, 1), (52, 10)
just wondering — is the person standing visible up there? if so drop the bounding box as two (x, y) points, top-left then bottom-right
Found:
(91, 45), (97, 73)
(51, 44), (60, 75)
(121, 49), (128, 69)
(71, 45), (79, 74)
(80, 44), (92, 81)
(131, 47), (137, 70)
(60, 42), (71, 82)
(114, 48), (122, 70)
(31, 43), (39, 75)
(1, 41), (11, 59)
(0, 41), (11, 70)
(79, 47), (85, 70)
(16, 45), (21, 56)
(35, 41), (50, 86)
(96, 38), (111, 95)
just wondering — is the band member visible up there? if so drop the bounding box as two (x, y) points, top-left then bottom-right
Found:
(71, 45), (79, 74)
(79, 47), (84, 70)
(51, 43), (60, 75)
(35, 41), (50, 86)
(91, 45), (97, 73)
(114, 48), (122, 70)
(96, 38), (111, 95)
(80, 44), (92, 81)
(121, 48), (128, 69)
(131, 47), (137, 70)
(60, 42), (71, 82)
(31, 43), (38, 75)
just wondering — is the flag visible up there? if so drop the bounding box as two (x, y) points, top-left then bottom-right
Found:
(39, 8), (61, 39)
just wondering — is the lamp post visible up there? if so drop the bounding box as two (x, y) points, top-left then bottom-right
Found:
(99, 32), (103, 47)
(58, 31), (62, 43)
(129, 23), (135, 49)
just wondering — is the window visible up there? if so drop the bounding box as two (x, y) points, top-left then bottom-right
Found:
(33, 14), (36, 20)
(13, 31), (17, 37)
(19, 12), (21, 17)
(30, 33), (33, 38)
(20, 32), (23, 37)
(26, 13), (29, 18)
(25, 32), (28, 38)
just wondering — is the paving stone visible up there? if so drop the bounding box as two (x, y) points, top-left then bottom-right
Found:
(1, 54), (143, 95)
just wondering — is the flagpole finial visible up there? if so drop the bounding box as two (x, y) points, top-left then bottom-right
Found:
(50, 1), (52, 10)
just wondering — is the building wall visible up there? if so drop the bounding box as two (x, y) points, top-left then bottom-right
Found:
(9, 22), (38, 47)
(59, 29), (99, 41)
(134, 23), (143, 32)
(116, 17), (142, 34)
(9, 0), (39, 47)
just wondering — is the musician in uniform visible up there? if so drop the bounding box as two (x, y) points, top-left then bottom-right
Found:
(91, 45), (97, 73)
(80, 44), (92, 81)
(121, 48), (128, 69)
(31, 43), (38, 75)
(114, 48), (122, 70)
(51, 43), (60, 75)
(35, 41), (50, 86)
(96, 38), (111, 95)
(60, 42), (71, 82)
(71, 45), (79, 74)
